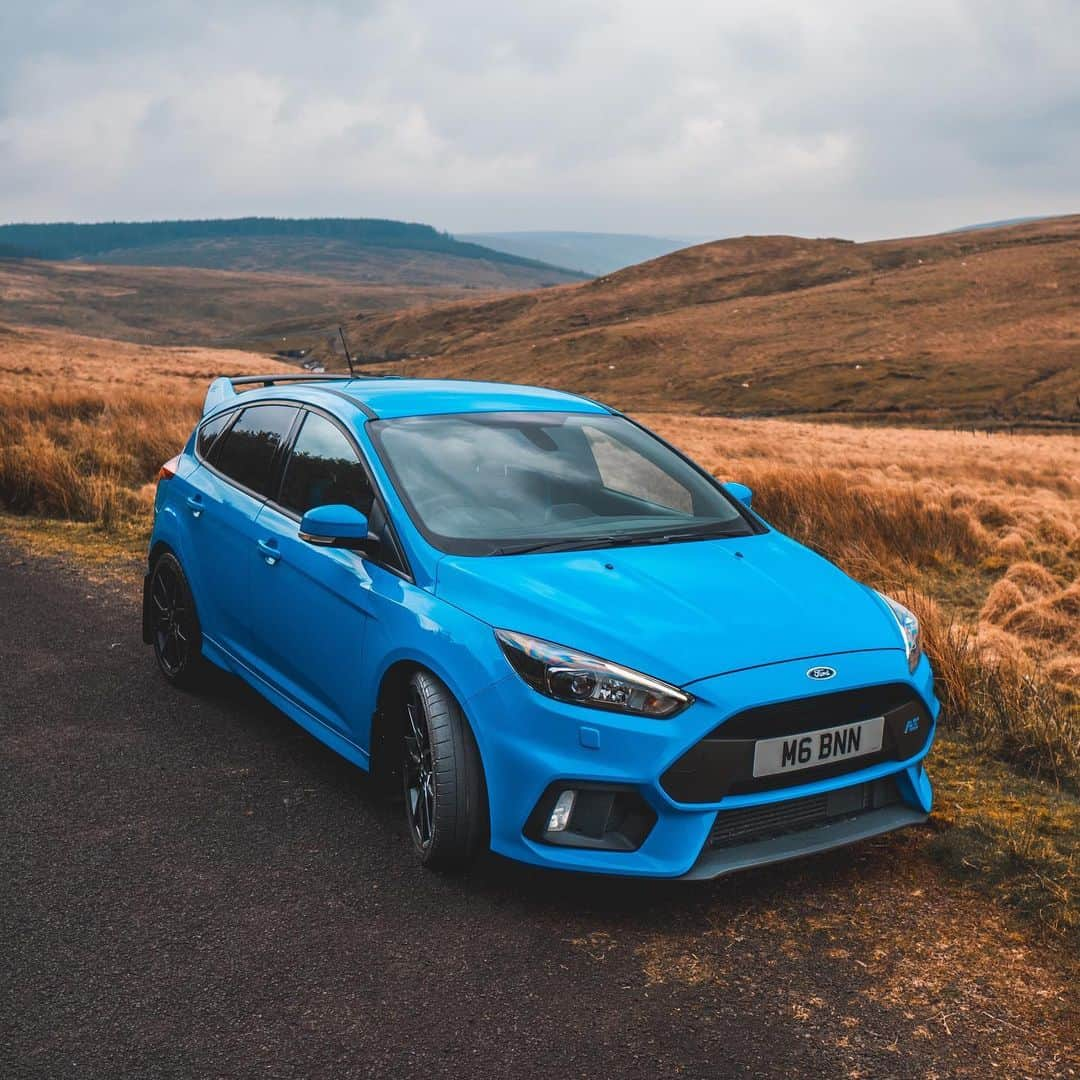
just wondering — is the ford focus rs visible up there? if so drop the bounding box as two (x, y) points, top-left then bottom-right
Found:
(144, 373), (937, 878)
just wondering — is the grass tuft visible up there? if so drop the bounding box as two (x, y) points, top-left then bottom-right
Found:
(0, 386), (201, 522)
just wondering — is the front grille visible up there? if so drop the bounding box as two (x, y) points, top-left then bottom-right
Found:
(708, 778), (901, 849)
(661, 684), (932, 804)
(710, 794), (829, 848)
(709, 683), (919, 740)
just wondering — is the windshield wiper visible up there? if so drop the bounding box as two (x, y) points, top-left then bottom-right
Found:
(491, 523), (746, 556)
(491, 536), (624, 556)
(622, 524), (748, 546)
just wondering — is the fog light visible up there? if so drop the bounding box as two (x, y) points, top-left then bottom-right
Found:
(527, 783), (659, 851)
(547, 789), (577, 832)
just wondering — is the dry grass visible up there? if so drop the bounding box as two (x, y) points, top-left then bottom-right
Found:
(0, 323), (285, 526)
(1, 388), (196, 524)
(928, 733), (1079, 946)
(910, 593), (1078, 785)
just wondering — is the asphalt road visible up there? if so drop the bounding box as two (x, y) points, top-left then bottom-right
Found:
(1, 543), (1076, 1079)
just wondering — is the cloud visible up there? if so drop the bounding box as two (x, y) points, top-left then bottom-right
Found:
(0, 0), (1076, 237)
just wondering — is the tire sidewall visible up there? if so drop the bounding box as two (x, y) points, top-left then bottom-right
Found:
(150, 552), (203, 688)
(402, 670), (487, 869)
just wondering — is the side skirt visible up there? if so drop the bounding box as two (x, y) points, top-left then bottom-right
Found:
(201, 634), (372, 773)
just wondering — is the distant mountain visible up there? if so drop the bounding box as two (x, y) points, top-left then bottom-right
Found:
(949, 215), (1053, 233)
(342, 214), (1080, 426)
(0, 217), (588, 288)
(457, 231), (697, 275)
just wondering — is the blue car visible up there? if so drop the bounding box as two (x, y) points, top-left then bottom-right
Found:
(144, 373), (937, 878)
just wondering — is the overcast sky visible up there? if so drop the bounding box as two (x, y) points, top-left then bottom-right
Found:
(1, 1), (1077, 240)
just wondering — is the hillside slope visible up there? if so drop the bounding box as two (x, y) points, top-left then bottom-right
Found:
(0, 259), (495, 350)
(0, 218), (586, 288)
(344, 215), (1080, 425)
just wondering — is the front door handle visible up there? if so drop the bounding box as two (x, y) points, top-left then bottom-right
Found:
(186, 495), (203, 518)
(257, 539), (281, 566)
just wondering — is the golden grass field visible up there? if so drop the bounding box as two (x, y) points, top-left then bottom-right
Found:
(1, 323), (1077, 941)
(0, 322), (286, 524)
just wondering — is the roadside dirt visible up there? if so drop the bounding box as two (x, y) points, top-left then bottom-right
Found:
(1, 543), (1076, 1079)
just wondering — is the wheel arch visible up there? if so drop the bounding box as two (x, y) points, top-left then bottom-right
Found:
(142, 541), (178, 644)
(369, 658), (490, 817)
(143, 542), (202, 650)
(148, 538), (175, 569)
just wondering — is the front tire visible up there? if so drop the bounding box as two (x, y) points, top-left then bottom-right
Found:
(148, 552), (207, 690)
(401, 670), (487, 870)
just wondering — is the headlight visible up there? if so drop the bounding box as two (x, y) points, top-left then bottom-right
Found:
(495, 629), (691, 718)
(877, 592), (922, 673)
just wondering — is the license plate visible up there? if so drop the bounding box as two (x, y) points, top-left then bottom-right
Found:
(752, 716), (884, 778)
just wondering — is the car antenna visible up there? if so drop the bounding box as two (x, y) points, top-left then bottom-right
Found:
(338, 325), (357, 378)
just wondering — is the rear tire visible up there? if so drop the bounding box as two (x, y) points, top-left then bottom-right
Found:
(148, 552), (208, 690)
(401, 670), (487, 870)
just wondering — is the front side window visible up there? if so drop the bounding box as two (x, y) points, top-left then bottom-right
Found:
(210, 404), (297, 497)
(368, 411), (756, 556)
(278, 412), (374, 516)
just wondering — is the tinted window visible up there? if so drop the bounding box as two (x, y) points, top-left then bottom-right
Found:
(368, 411), (752, 556)
(211, 405), (297, 497)
(196, 411), (231, 460)
(279, 412), (374, 516)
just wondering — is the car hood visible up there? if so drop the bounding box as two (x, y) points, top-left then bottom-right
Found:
(435, 532), (903, 687)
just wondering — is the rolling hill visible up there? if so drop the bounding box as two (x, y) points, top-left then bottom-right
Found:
(0, 258), (481, 350)
(0, 217), (590, 353)
(0, 218), (586, 288)
(338, 215), (1080, 426)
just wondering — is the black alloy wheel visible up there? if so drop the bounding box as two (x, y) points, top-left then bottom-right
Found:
(403, 682), (436, 850)
(149, 552), (206, 688)
(400, 670), (488, 870)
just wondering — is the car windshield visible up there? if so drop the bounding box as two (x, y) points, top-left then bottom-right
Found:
(368, 411), (756, 555)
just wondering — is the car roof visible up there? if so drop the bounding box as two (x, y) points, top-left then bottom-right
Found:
(241, 377), (612, 421)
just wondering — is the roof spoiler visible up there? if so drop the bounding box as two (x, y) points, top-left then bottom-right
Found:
(201, 373), (355, 415)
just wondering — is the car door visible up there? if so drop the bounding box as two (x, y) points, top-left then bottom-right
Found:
(184, 402), (300, 665)
(249, 408), (385, 740)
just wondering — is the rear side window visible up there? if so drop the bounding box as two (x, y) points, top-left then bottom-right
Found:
(196, 411), (231, 460)
(279, 412), (374, 516)
(211, 404), (297, 497)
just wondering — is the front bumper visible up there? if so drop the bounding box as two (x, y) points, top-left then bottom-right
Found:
(467, 648), (938, 879)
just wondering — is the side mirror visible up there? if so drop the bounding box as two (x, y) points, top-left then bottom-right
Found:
(299, 504), (376, 551)
(723, 481), (753, 509)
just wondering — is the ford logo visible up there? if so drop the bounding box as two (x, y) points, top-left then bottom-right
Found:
(806, 666), (837, 681)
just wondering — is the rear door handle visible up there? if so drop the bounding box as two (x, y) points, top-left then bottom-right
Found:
(257, 539), (281, 566)
(186, 495), (203, 518)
